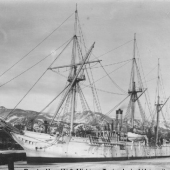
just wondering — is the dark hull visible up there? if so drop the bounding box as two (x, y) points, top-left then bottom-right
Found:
(27, 156), (170, 164)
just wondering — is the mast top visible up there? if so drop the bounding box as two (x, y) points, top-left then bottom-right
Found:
(75, 4), (77, 13)
(157, 58), (160, 99)
(134, 33), (136, 41)
(74, 4), (78, 36)
(158, 58), (160, 78)
(133, 33), (136, 60)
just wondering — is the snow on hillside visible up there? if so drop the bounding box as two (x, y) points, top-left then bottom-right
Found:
(1, 106), (170, 131)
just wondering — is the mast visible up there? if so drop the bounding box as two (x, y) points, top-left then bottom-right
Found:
(50, 42), (95, 125)
(155, 58), (162, 146)
(49, 6), (101, 137)
(128, 33), (142, 130)
(70, 5), (78, 135)
(131, 34), (136, 128)
(49, 6), (100, 136)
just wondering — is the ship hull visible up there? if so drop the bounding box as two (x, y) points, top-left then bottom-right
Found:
(26, 155), (170, 164)
(10, 131), (170, 164)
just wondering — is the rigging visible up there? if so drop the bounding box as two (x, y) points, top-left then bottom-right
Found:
(5, 38), (73, 120)
(150, 59), (170, 145)
(76, 12), (102, 113)
(0, 13), (74, 78)
(136, 42), (153, 121)
(0, 37), (73, 89)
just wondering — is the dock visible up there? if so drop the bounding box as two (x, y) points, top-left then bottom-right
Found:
(1, 157), (170, 170)
(0, 150), (26, 165)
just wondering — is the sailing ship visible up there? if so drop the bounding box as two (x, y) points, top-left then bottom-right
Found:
(1, 7), (170, 164)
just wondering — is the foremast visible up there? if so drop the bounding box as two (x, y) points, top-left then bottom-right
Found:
(49, 7), (100, 136)
(69, 6), (78, 135)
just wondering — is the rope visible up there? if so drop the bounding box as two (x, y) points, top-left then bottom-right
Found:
(0, 13), (74, 78)
(99, 62), (127, 94)
(89, 64), (102, 113)
(85, 51), (102, 113)
(36, 84), (70, 118)
(76, 18), (102, 113)
(144, 77), (157, 83)
(161, 110), (169, 129)
(77, 13), (133, 112)
(82, 60), (132, 91)
(0, 37), (73, 88)
(62, 91), (72, 118)
(134, 59), (143, 89)
(50, 42), (95, 125)
(160, 68), (169, 119)
(82, 84), (126, 96)
(5, 38), (73, 120)
(105, 94), (130, 116)
(124, 99), (132, 121)
(145, 64), (157, 77)
(77, 13), (133, 69)
(95, 40), (133, 60)
(136, 43), (153, 121)
(76, 38), (96, 112)
(137, 99), (146, 124)
(89, 59), (132, 69)
(51, 70), (126, 96)
(128, 58), (134, 91)
(77, 83), (90, 111)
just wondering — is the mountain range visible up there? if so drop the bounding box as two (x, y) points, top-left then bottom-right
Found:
(0, 106), (170, 134)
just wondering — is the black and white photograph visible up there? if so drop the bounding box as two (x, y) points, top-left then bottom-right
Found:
(0, 0), (170, 170)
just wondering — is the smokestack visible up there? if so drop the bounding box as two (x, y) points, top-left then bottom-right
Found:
(111, 120), (114, 131)
(116, 109), (123, 131)
(120, 109), (123, 131)
(116, 110), (119, 131)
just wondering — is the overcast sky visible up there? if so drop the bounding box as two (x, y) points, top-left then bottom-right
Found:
(0, 0), (170, 121)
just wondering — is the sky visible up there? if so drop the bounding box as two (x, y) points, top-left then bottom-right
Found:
(0, 0), (170, 121)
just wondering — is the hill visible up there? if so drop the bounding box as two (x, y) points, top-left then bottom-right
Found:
(1, 106), (170, 135)
(0, 106), (113, 128)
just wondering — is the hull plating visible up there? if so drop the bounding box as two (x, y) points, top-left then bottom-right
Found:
(11, 132), (170, 164)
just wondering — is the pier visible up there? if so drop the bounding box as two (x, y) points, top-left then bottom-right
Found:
(0, 157), (170, 170)
(0, 150), (26, 165)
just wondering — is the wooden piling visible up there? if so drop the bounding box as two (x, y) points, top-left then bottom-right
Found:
(7, 157), (14, 170)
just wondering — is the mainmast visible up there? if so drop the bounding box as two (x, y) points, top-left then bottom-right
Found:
(69, 6), (78, 135)
(155, 58), (162, 146)
(49, 6), (100, 136)
(128, 34), (142, 130)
